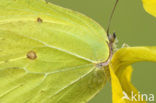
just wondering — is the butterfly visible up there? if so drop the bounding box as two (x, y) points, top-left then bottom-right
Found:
(0, 0), (118, 102)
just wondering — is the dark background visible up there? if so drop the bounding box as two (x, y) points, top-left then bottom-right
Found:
(48, 0), (156, 102)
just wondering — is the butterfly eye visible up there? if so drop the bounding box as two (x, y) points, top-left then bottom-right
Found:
(27, 51), (37, 60)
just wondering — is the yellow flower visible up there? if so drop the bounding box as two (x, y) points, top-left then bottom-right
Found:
(142, 0), (156, 17)
(109, 1), (156, 102)
(109, 47), (156, 103)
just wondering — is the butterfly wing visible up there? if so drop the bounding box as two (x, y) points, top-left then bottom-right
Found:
(0, 0), (109, 102)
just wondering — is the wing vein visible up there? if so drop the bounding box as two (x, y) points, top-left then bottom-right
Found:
(4, 30), (95, 63)
(43, 67), (95, 102)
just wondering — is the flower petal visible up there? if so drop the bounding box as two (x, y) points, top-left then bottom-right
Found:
(110, 47), (156, 103)
(109, 67), (125, 103)
(142, 0), (156, 17)
(110, 66), (145, 103)
(112, 47), (156, 72)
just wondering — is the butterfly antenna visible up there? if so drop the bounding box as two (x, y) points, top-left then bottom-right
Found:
(107, 0), (119, 36)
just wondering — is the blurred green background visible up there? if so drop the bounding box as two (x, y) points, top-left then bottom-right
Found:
(48, 0), (156, 103)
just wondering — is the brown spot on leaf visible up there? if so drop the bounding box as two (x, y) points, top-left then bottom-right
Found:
(37, 17), (43, 23)
(27, 51), (37, 60)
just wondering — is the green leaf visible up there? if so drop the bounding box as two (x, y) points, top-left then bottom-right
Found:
(0, 0), (109, 102)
